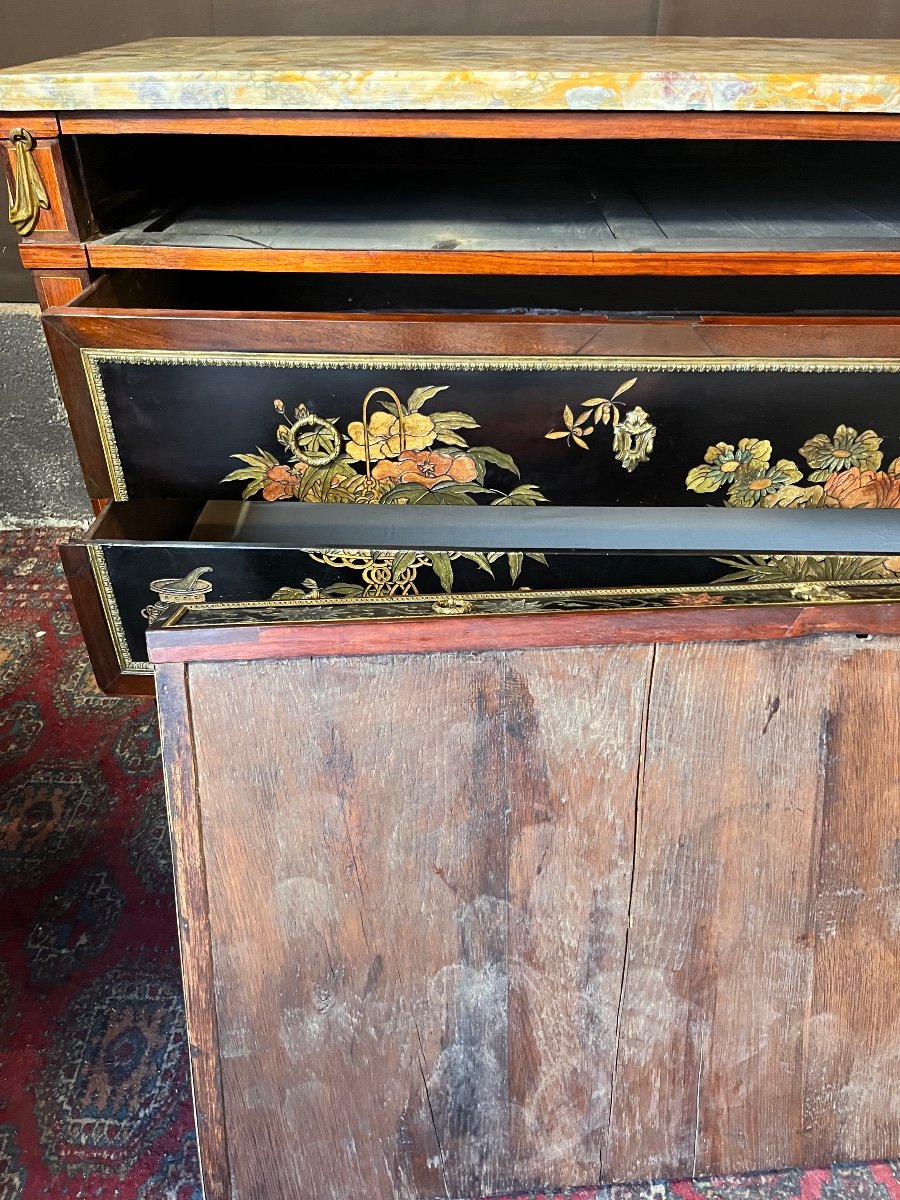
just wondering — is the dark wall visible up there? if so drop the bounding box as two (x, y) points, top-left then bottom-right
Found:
(4, 0), (900, 300)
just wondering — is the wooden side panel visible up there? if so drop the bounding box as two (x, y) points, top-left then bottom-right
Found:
(41, 319), (113, 497)
(185, 646), (652, 1200)
(803, 640), (900, 1162)
(32, 269), (92, 310)
(58, 541), (154, 697)
(154, 664), (231, 1198)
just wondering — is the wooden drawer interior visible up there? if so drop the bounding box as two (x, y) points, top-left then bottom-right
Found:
(64, 135), (900, 274)
(53, 268), (900, 316)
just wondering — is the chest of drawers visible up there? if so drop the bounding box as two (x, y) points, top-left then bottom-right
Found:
(6, 38), (900, 690)
(3, 36), (900, 1198)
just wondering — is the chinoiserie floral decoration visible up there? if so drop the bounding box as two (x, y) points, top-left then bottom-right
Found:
(545, 377), (655, 471)
(686, 423), (900, 583)
(223, 385), (549, 593)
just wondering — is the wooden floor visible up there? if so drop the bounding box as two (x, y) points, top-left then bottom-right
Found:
(176, 633), (900, 1200)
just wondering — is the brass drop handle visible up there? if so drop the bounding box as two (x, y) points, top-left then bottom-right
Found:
(6, 127), (50, 236)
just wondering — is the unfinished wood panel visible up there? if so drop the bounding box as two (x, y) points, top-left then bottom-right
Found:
(503, 649), (652, 1183)
(608, 638), (832, 1180)
(185, 646), (652, 1200)
(154, 663), (231, 1199)
(803, 640), (900, 1163)
(90, 175), (900, 255)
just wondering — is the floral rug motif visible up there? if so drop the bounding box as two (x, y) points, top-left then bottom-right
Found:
(0, 528), (197, 1199)
(0, 527), (898, 1200)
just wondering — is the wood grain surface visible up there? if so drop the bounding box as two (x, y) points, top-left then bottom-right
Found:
(83, 243), (900, 276)
(147, 601), (900, 666)
(155, 664), (231, 1198)
(32, 268), (91, 309)
(802, 645), (900, 1162)
(157, 634), (900, 1198)
(185, 646), (653, 1198)
(55, 110), (900, 141)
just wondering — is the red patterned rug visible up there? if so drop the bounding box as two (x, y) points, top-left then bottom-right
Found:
(0, 526), (898, 1200)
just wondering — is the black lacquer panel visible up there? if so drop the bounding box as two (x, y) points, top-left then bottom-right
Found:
(84, 354), (900, 506)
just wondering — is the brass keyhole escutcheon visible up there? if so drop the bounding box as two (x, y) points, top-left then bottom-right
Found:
(7, 127), (50, 236)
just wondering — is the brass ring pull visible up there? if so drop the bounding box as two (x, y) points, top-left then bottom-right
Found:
(7, 127), (50, 237)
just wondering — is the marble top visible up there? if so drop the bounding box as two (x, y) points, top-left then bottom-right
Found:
(2, 36), (900, 114)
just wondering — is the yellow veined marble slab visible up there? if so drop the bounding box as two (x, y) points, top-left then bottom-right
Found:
(2, 36), (900, 113)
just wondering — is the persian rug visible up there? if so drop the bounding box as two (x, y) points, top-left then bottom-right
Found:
(0, 527), (198, 1199)
(0, 526), (898, 1200)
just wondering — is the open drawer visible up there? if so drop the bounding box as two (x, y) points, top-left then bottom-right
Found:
(62, 499), (900, 695)
(48, 271), (900, 694)
(61, 134), (900, 275)
(41, 272), (900, 503)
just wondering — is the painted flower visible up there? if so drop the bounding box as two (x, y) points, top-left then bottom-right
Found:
(726, 459), (803, 507)
(345, 411), (436, 462)
(800, 425), (883, 481)
(823, 467), (900, 509)
(262, 464), (306, 501)
(759, 483), (827, 509)
(372, 450), (478, 489)
(686, 438), (772, 493)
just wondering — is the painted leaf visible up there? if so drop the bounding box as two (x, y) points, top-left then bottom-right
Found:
(406, 385), (449, 413)
(380, 482), (432, 504)
(492, 484), (549, 506)
(230, 450), (279, 468)
(222, 467), (267, 482)
(430, 412), (481, 430)
(425, 551), (454, 592)
(391, 550), (420, 579)
(611, 377), (638, 401)
(458, 551), (495, 575)
(468, 446), (521, 478)
(507, 551), (523, 583)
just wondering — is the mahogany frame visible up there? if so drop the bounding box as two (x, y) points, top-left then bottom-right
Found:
(148, 599), (900, 664)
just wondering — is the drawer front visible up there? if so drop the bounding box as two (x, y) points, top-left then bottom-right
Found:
(68, 525), (900, 688)
(40, 304), (900, 510)
(53, 307), (900, 693)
